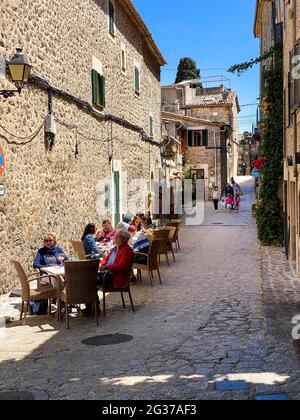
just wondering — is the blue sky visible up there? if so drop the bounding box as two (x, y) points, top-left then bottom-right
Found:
(133, 0), (260, 133)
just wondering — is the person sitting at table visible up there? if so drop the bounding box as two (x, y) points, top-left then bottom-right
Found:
(81, 223), (101, 258)
(99, 229), (134, 288)
(132, 215), (143, 232)
(116, 214), (133, 231)
(128, 226), (150, 265)
(145, 212), (153, 227)
(33, 234), (68, 269)
(96, 220), (116, 244)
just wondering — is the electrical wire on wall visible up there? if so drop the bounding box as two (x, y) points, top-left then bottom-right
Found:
(0, 119), (46, 146)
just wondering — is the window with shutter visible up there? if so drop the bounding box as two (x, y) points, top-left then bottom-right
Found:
(135, 66), (140, 95)
(194, 132), (201, 147)
(91, 69), (105, 110)
(109, 1), (115, 36)
(92, 69), (98, 105)
(289, 50), (294, 126)
(188, 131), (193, 147)
(202, 130), (208, 147)
(99, 75), (105, 109)
(294, 40), (300, 108)
(121, 49), (126, 73)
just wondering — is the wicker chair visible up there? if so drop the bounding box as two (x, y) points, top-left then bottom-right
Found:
(153, 229), (170, 266)
(167, 221), (181, 251)
(100, 278), (135, 316)
(133, 239), (162, 287)
(11, 260), (59, 322)
(71, 241), (88, 260)
(59, 260), (99, 329)
(166, 226), (177, 263)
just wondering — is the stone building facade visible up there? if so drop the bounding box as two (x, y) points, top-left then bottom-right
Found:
(162, 81), (240, 199)
(281, 0), (300, 269)
(237, 131), (261, 175)
(0, 0), (166, 293)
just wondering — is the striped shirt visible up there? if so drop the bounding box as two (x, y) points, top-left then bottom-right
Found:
(132, 231), (150, 253)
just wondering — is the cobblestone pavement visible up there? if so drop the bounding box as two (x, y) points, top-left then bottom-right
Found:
(1, 177), (300, 400)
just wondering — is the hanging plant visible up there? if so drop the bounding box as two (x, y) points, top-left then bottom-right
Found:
(256, 65), (284, 245)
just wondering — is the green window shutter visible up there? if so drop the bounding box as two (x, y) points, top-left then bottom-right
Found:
(188, 131), (193, 147)
(92, 69), (98, 105)
(135, 66), (140, 94)
(202, 130), (208, 147)
(99, 75), (105, 109)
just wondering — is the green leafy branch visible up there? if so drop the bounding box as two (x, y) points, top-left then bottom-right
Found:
(228, 45), (282, 76)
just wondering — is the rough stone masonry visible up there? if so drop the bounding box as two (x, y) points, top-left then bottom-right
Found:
(0, 0), (165, 293)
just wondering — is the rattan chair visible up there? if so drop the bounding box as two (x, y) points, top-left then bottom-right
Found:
(11, 260), (59, 322)
(59, 260), (99, 329)
(166, 226), (177, 262)
(100, 279), (135, 316)
(153, 229), (170, 266)
(167, 221), (181, 251)
(133, 239), (162, 287)
(71, 241), (88, 260)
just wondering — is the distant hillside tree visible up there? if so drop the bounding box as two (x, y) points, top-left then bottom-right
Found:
(175, 58), (201, 84)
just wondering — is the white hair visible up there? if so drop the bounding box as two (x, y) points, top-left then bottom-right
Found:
(116, 229), (130, 244)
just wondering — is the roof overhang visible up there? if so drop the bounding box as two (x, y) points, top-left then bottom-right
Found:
(254, 0), (263, 38)
(118, 0), (167, 66)
(162, 111), (223, 128)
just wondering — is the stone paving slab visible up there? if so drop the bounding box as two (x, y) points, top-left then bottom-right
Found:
(1, 177), (300, 400)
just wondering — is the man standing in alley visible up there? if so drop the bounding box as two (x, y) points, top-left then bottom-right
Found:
(241, 161), (247, 176)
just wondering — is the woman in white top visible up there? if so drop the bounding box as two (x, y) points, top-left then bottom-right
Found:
(212, 186), (221, 213)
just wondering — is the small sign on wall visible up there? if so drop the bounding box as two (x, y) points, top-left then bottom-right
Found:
(0, 184), (5, 196)
(0, 145), (5, 176)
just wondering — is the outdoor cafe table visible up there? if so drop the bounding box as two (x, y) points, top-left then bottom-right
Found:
(41, 266), (65, 277)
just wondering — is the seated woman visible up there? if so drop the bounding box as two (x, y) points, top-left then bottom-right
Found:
(96, 220), (116, 244)
(145, 212), (153, 227)
(99, 230), (134, 288)
(129, 226), (150, 265)
(33, 234), (68, 269)
(81, 224), (101, 258)
(132, 215), (143, 232)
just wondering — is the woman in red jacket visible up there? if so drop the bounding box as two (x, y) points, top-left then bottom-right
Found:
(100, 229), (134, 288)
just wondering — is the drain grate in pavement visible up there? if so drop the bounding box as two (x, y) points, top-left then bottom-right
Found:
(255, 394), (292, 401)
(0, 391), (35, 400)
(215, 380), (250, 391)
(82, 334), (133, 346)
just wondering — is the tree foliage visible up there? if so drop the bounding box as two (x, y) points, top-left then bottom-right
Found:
(175, 58), (201, 84)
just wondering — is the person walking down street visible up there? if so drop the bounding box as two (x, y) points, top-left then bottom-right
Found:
(226, 194), (234, 213)
(241, 161), (247, 176)
(224, 183), (234, 197)
(212, 186), (221, 213)
(233, 193), (241, 212)
(231, 178), (244, 196)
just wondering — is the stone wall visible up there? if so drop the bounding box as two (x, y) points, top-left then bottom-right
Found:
(282, 0), (300, 270)
(0, 0), (163, 293)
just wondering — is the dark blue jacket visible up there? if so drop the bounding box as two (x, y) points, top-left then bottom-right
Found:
(224, 185), (234, 196)
(83, 234), (101, 256)
(33, 246), (69, 269)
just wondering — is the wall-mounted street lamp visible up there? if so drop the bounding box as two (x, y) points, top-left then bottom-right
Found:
(0, 48), (32, 98)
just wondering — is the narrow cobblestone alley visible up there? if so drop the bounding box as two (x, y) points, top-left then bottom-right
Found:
(1, 177), (300, 400)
